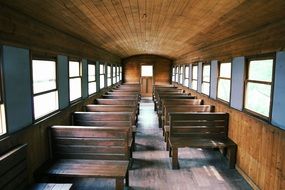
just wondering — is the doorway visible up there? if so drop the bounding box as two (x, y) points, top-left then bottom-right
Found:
(141, 65), (153, 97)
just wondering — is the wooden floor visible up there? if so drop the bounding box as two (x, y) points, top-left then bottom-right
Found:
(73, 98), (252, 190)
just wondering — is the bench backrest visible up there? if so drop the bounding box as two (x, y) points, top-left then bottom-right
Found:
(73, 112), (132, 125)
(108, 91), (140, 96)
(169, 112), (229, 139)
(94, 99), (138, 106)
(102, 95), (139, 100)
(0, 137), (28, 190)
(162, 99), (203, 106)
(164, 105), (215, 125)
(50, 126), (130, 160)
(86, 105), (136, 112)
(85, 105), (137, 125)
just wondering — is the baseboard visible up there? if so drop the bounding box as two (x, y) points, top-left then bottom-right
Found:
(236, 165), (260, 190)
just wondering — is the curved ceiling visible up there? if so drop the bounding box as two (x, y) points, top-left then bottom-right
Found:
(1, 0), (285, 60)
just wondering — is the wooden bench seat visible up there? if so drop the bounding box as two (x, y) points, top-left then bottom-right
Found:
(163, 105), (215, 150)
(41, 126), (130, 190)
(168, 112), (237, 170)
(73, 112), (136, 154)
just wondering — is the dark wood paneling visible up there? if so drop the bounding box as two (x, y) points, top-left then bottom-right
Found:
(0, 4), (120, 63)
(123, 55), (172, 84)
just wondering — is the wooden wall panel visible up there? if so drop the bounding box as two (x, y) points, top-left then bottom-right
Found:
(176, 84), (285, 190)
(0, 4), (120, 63)
(123, 55), (172, 84)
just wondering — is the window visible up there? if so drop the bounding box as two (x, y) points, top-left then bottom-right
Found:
(217, 62), (231, 102)
(192, 65), (198, 90)
(179, 66), (183, 84)
(112, 66), (116, 84)
(88, 63), (96, 95)
(244, 58), (274, 118)
(69, 60), (82, 102)
(175, 66), (179, 83)
(141, 65), (153, 76)
(202, 64), (211, 95)
(116, 65), (120, 82)
(107, 65), (112, 86)
(119, 66), (122, 80)
(100, 64), (105, 89)
(184, 65), (189, 87)
(172, 66), (175, 82)
(0, 59), (6, 136)
(32, 59), (58, 119)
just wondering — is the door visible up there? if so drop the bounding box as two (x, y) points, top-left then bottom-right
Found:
(141, 65), (153, 97)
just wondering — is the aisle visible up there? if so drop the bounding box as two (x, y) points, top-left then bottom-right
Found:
(129, 97), (251, 190)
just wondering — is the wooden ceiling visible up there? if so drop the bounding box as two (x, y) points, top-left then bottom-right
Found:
(1, 0), (285, 60)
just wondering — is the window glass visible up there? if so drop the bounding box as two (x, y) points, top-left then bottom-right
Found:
(69, 60), (81, 101)
(88, 64), (95, 81)
(69, 78), (82, 101)
(192, 65), (198, 90)
(32, 60), (56, 94)
(0, 104), (6, 136)
(107, 65), (112, 86)
(192, 65), (198, 79)
(179, 66), (183, 84)
(175, 66), (179, 82)
(69, 61), (80, 77)
(100, 64), (105, 89)
(32, 59), (58, 119)
(217, 62), (231, 102)
(0, 57), (6, 135)
(141, 65), (153, 76)
(245, 59), (273, 117)
(113, 66), (116, 83)
(202, 64), (210, 95)
(119, 66), (122, 80)
(88, 82), (96, 95)
(34, 91), (58, 119)
(172, 67), (175, 82)
(248, 60), (273, 82)
(184, 66), (189, 87)
(217, 79), (231, 102)
(88, 64), (96, 95)
(220, 62), (231, 78)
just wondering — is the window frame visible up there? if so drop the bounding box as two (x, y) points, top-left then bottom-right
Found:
(87, 62), (97, 95)
(184, 65), (190, 87)
(68, 59), (82, 103)
(217, 61), (232, 104)
(0, 47), (7, 136)
(175, 66), (179, 83)
(112, 65), (116, 84)
(107, 64), (112, 87)
(243, 55), (275, 121)
(31, 56), (59, 121)
(172, 66), (175, 82)
(179, 65), (184, 84)
(201, 63), (211, 96)
(99, 63), (106, 89)
(191, 64), (198, 91)
(116, 65), (120, 82)
(119, 66), (122, 81)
